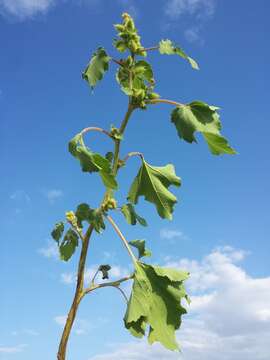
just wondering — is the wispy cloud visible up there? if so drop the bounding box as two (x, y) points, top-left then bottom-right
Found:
(0, 0), (55, 20)
(38, 240), (59, 259)
(165, 0), (216, 19)
(164, 0), (217, 43)
(160, 228), (187, 240)
(0, 344), (27, 353)
(88, 246), (270, 360)
(44, 189), (63, 204)
(10, 190), (30, 203)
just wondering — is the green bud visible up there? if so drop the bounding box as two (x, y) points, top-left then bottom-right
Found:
(114, 24), (125, 32)
(148, 92), (160, 100)
(114, 40), (127, 53)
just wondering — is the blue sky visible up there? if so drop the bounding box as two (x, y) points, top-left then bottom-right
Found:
(1, 0), (270, 359)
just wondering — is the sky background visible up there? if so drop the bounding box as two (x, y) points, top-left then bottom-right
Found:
(1, 0), (270, 359)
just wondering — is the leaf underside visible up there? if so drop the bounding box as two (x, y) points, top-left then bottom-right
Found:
(129, 240), (151, 259)
(159, 39), (199, 70)
(82, 47), (110, 89)
(171, 101), (236, 155)
(124, 262), (189, 351)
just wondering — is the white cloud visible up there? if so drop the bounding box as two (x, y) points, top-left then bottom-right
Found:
(88, 246), (270, 360)
(38, 240), (59, 259)
(0, 344), (27, 353)
(0, 0), (54, 19)
(165, 0), (216, 19)
(160, 228), (187, 240)
(44, 189), (63, 204)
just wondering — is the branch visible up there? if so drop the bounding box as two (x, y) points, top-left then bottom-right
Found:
(81, 126), (111, 138)
(106, 215), (138, 264)
(84, 275), (133, 296)
(142, 46), (159, 52)
(146, 98), (184, 107)
(123, 151), (143, 163)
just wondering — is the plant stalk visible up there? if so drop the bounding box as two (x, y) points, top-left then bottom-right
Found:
(57, 225), (94, 360)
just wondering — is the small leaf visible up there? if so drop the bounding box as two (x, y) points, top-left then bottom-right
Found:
(171, 101), (236, 155)
(51, 222), (64, 244)
(129, 240), (151, 259)
(98, 264), (111, 279)
(124, 262), (189, 351)
(75, 203), (105, 233)
(59, 229), (79, 261)
(105, 151), (114, 163)
(82, 47), (110, 89)
(159, 39), (199, 70)
(121, 203), (147, 226)
(128, 159), (181, 220)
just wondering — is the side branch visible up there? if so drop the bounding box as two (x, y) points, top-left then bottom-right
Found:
(123, 151), (143, 163)
(81, 126), (111, 138)
(84, 274), (133, 296)
(146, 98), (184, 107)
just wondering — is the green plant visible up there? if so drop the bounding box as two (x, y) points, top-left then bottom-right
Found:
(52, 13), (236, 360)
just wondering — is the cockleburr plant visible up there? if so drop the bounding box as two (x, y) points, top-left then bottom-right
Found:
(52, 13), (236, 360)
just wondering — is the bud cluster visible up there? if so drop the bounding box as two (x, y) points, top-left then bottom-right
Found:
(114, 13), (146, 56)
(101, 197), (117, 212)
(65, 211), (82, 233)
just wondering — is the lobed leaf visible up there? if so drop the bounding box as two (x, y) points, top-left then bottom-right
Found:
(121, 203), (147, 226)
(171, 101), (236, 155)
(82, 47), (110, 89)
(129, 240), (151, 259)
(124, 262), (189, 350)
(159, 39), (199, 70)
(59, 229), (79, 261)
(128, 159), (181, 220)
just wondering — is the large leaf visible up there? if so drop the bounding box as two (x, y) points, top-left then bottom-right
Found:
(129, 240), (151, 259)
(82, 47), (110, 89)
(171, 101), (236, 155)
(159, 39), (199, 70)
(75, 203), (105, 233)
(128, 160), (181, 220)
(121, 203), (147, 226)
(68, 135), (118, 190)
(59, 229), (79, 261)
(124, 262), (189, 350)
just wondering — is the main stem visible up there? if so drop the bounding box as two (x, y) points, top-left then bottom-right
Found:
(57, 225), (94, 360)
(57, 102), (134, 360)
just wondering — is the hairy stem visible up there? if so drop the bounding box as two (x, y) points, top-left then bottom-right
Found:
(147, 98), (184, 107)
(57, 225), (94, 360)
(106, 215), (137, 264)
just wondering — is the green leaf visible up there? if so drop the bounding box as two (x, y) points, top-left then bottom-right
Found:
(68, 135), (118, 189)
(129, 240), (151, 259)
(159, 39), (199, 70)
(51, 222), (65, 244)
(134, 60), (154, 83)
(121, 203), (147, 226)
(75, 203), (105, 233)
(171, 101), (236, 155)
(128, 160), (181, 220)
(124, 262), (189, 350)
(59, 229), (79, 261)
(82, 47), (110, 89)
(98, 264), (111, 279)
